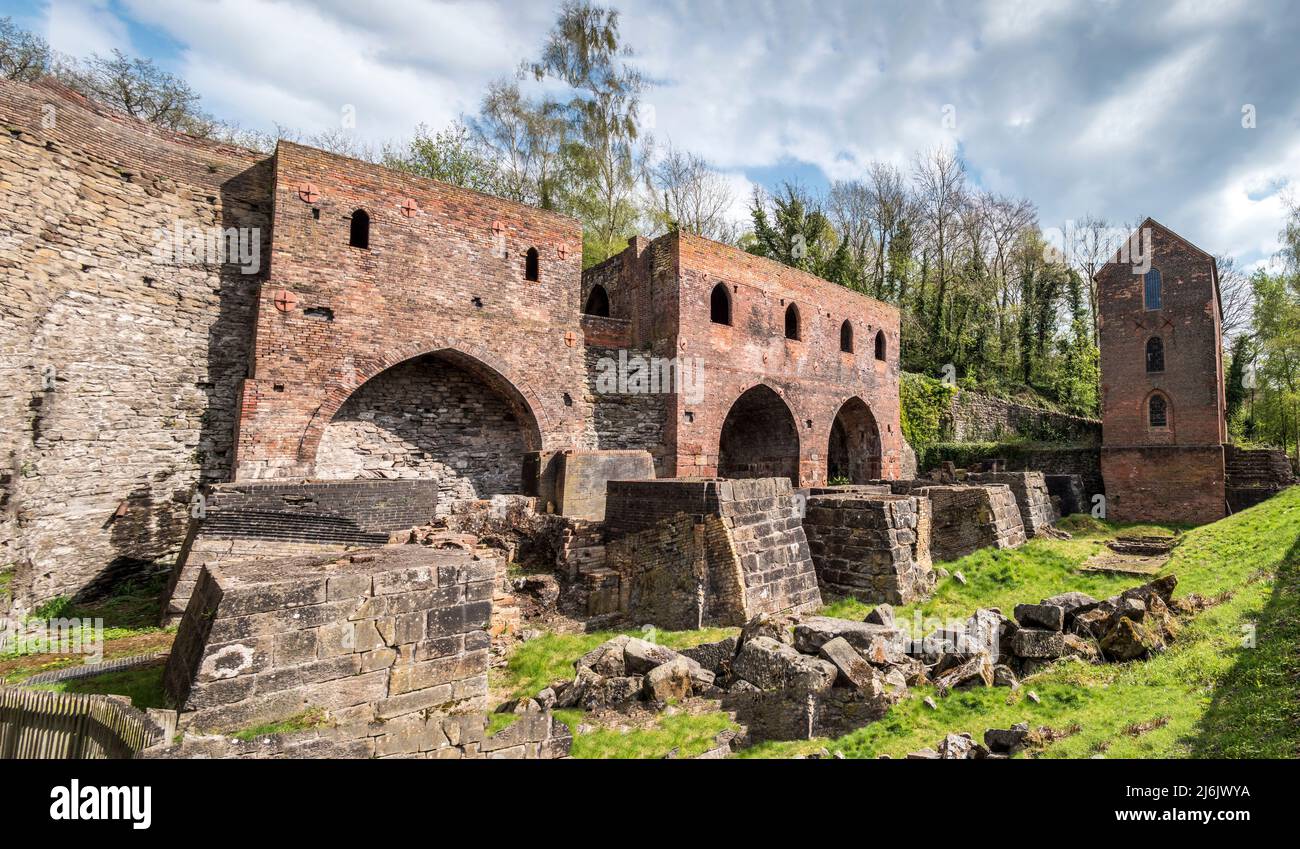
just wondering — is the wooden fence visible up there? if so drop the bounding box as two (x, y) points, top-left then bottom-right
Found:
(0, 687), (162, 759)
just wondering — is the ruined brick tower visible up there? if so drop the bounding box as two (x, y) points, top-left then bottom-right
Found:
(1096, 218), (1228, 524)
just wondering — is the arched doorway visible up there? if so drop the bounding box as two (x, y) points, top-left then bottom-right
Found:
(316, 349), (542, 501)
(827, 397), (881, 483)
(718, 385), (800, 484)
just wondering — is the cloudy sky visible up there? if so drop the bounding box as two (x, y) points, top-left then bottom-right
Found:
(9, 0), (1300, 270)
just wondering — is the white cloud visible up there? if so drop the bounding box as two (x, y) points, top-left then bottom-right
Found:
(42, 0), (132, 58)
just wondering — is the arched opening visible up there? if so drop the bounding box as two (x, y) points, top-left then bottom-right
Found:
(1144, 267), (1162, 310)
(874, 329), (887, 361)
(1148, 392), (1170, 428)
(827, 397), (882, 483)
(784, 303), (801, 340)
(718, 385), (800, 484)
(583, 284), (610, 317)
(316, 350), (542, 502)
(710, 283), (731, 325)
(525, 247), (540, 282)
(349, 209), (370, 249)
(1146, 336), (1164, 373)
(840, 320), (854, 353)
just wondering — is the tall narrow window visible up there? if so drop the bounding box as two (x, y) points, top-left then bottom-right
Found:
(840, 320), (854, 353)
(583, 284), (610, 317)
(1149, 393), (1168, 428)
(1144, 267), (1162, 310)
(1146, 336), (1164, 373)
(710, 283), (731, 325)
(525, 247), (540, 281)
(349, 209), (370, 249)
(784, 303), (801, 340)
(874, 329), (887, 361)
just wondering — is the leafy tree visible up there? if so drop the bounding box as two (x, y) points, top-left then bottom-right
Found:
(383, 122), (502, 195)
(747, 183), (850, 284)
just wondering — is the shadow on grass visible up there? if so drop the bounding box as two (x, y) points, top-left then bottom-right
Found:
(1189, 534), (1300, 758)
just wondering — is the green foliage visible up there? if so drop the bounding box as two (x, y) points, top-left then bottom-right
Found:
(31, 661), (168, 711)
(557, 708), (739, 759)
(33, 596), (71, 621)
(230, 708), (331, 741)
(899, 372), (954, 456)
(746, 183), (853, 285)
(382, 122), (503, 195)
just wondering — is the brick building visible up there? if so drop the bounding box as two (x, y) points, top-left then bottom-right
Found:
(1096, 218), (1228, 524)
(0, 78), (901, 608)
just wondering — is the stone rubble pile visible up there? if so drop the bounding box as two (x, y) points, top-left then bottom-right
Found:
(906, 722), (1054, 759)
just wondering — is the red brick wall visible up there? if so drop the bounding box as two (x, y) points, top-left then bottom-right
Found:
(670, 233), (903, 484)
(1097, 219), (1227, 522)
(234, 142), (592, 479)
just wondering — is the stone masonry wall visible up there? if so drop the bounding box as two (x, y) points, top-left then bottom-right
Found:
(0, 79), (271, 609)
(966, 471), (1058, 537)
(603, 478), (821, 627)
(164, 544), (495, 733)
(944, 389), (1100, 444)
(161, 479), (437, 621)
(583, 344), (671, 474)
(890, 482), (1026, 562)
(803, 493), (934, 604)
(1224, 445), (1296, 513)
(316, 353), (532, 499)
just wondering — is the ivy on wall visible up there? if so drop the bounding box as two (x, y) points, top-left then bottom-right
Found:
(900, 372), (955, 462)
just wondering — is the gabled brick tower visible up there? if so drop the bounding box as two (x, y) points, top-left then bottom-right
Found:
(1096, 218), (1227, 524)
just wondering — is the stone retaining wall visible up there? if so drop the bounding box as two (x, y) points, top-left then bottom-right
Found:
(966, 472), (1057, 537)
(889, 483), (1026, 562)
(802, 493), (934, 604)
(164, 544), (495, 733)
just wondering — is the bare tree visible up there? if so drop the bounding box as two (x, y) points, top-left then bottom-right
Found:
(472, 78), (568, 208)
(827, 178), (874, 292)
(1215, 254), (1253, 341)
(0, 16), (50, 81)
(1065, 214), (1120, 342)
(645, 142), (738, 243)
(912, 146), (968, 333)
(60, 49), (211, 134)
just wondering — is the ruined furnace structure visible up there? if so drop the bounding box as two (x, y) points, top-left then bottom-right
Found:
(0, 79), (901, 610)
(1096, 219), (1229, 524)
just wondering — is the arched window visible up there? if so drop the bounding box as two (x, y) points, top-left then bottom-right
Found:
(1149, 393), (1168, 428)
(1146, 336), (1164, 373)
(525, 247), (540, 282)
(1144, 267), (1162, 310)
(840, 320), (854, 353)
(349, 209), (370, 249)
(710, 283), (731, 325)
(784, 303), (801, 340)
(874, 329), (887, 361)
(583, 284), (610, 317)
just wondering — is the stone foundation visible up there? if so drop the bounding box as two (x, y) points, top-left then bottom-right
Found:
(161, 479), (437, 622)
(164, 543), (495, 733)
(602, 478), (822, 628)
(1225, 445), (1296, 513)
(1044, 474), (1087, 516)
(1101, 445), (1226, 525)
(802, 493), (934, 604)
(966, 471), (1057, 536)
(888, 483), (1026, 562)
(524, 449), (655, 520)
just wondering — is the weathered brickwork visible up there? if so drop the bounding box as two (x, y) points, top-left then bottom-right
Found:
(586, 232), (904, 486)
(583, 343), (670, 472)
(603, 478), (822, 627)
(1224, 446), (1296, 512)
(0, 80), (269, 608)
(164, 543), (496, 733)
(802, 493), (934, 604)
(1097, 219), (1227, 524)
(161, 479), (437, 621)
(234, 141), (593, 480)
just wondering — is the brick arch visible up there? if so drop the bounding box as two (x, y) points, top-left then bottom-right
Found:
(298, 340), (551, 465)
(1144, 388), (1173, 431)
(827, 396), (882, 483)
(717, 382), (801, 484)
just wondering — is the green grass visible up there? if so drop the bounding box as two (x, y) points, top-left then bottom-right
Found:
(28, 661), (168, 711)
(556, 708), (740, 759)
(495, 626), (737, 701)
(230, 708), (331, 741)
(752, 487), (1300, 758)
(487, 712), (521, 735)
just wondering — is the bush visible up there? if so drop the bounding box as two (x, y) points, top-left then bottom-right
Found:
(900, 372), (955, 458)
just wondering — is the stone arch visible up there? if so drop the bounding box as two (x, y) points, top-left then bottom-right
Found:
(718, 384), (800, 484)
(299, 340), (552, 466)
(827, 397), (882, 483)
(313, 348), (544, 499)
